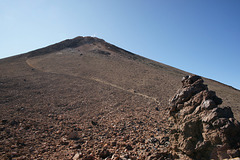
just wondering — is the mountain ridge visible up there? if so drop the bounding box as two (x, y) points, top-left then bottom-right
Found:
(11, 36), (239, 92)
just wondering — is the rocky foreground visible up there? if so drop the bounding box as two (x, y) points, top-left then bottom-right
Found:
(0, 102), (172, 160)
(0, 75), (172, 159)
(1, 75), (239, 160)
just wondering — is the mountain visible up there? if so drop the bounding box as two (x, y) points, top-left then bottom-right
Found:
(0, 36), (239, 159)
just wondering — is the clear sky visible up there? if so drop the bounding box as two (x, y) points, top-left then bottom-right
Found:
(1, 0), (240, 89)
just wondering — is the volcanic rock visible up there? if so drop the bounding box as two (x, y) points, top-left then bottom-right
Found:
(2, 120), (8, 125)
(169, 75), (240, 159)
(68, 131), (80, 140)
(147, 152), (173, 160)
(72, 152), (80, 160)
(98, 148), (112, 158)
(125, 144), (133, 150)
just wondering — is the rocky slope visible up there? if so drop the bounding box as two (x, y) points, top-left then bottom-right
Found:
(0, 36), (239, 159)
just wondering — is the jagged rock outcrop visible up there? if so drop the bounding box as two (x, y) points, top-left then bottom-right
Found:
(169, 75), (240, 159)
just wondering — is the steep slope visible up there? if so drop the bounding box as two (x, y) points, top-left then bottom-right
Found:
(26, 36), (240, 119)
(0, 36), (239, 159)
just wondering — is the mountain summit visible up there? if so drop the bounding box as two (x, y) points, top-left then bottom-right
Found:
(0, 36), (239, 159)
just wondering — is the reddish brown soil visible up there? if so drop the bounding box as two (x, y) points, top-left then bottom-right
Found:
(0, 37), (239, 159)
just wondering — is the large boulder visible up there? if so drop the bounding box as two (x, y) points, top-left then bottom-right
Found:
(169, 75), (240, 159)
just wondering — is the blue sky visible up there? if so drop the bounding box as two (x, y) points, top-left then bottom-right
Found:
(0, 0), (240, 89)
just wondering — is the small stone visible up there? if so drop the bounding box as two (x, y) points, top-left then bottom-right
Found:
(17, 107), (25, 111)
(91, 121), (98, 126)
(120, 154), (129, 159)
(125, 144), (133, 150)
(72, 144), (81, 149)
(111, 141), (117, 146)
(160, 137), (169, 145)
(0, 127), (5, 131)
(149, 137), (159, 144)
(11, 151), (19, 157)
(2, 119), (8, 125)
(10, 120), (19, 126)
(60, 137), (69, 145)
(83, 155), (95, 160)
(98, 148), (111, 158)
(147, 152), (172, 160)
(72, 152), (80, 160)
(68, 131), (79, 140)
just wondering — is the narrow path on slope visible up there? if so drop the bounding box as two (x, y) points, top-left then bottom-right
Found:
(90, 77), (161, 105)
(26, 59), (162, 105)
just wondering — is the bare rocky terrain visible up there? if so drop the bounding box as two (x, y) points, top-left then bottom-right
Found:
(0, 36), (240, 159)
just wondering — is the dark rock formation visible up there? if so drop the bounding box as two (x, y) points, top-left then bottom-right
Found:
(169, 75), (240, 159)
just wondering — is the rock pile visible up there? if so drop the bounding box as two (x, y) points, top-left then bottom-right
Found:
(169, 75), (240, 159)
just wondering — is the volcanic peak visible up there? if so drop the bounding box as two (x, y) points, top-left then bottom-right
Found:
(27, 36), (105, 58)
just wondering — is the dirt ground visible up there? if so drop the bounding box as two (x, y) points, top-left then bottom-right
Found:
(0, 37), (239, 159)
